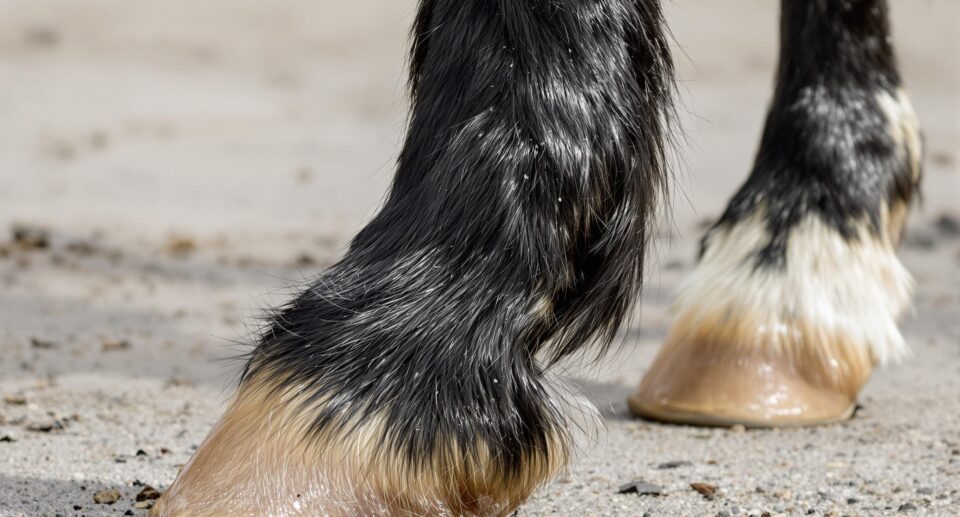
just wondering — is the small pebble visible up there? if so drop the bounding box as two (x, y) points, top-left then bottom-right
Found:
(102, 339), (131, 352)
(30, 337), (58, 349)
(93, 489), (120, 504)
(934, 214), (960, 237)
(11, 225), (50, 250)
(691, 482), (719, 499)
(3, 394), (27, 406)
(618, 480), (665, 496)
(898, 502), (918, 512)
(136, 485), (161, 501)
(25, 418), (65, 433)
(657, 460), (692, 469)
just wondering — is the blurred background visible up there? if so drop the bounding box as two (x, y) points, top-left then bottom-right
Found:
(0, 1), (957, 515)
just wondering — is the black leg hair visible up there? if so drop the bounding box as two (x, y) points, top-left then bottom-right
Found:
(631, 0), (922, 427)
(154, 1), (674, 515)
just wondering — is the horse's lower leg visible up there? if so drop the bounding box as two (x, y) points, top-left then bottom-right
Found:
(152, 1), (674, 515)
(631, 0), (922, 427)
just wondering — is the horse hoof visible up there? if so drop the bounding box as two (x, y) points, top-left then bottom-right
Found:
(627, 332), (866, 427)
(149, 376), (560, 517)
(629, 213), (913, 428)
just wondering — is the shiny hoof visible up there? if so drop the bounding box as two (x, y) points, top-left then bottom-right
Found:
(628, 325), (872, 428)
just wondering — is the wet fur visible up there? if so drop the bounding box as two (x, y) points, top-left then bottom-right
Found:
(154, 0), (675, 514)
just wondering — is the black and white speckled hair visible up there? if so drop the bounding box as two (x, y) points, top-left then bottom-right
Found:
(153, 1), (675, 515)
(632, 0), (922, 427)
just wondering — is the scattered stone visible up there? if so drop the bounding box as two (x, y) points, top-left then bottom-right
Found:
(294, 253), (316, 267)
(691, 483), (719, 500)
(3, 394), (27, 406)
(23, 27), (60, 48)
(65, 240), (98, 256)
(134, 500), (154, 510)
(0, 433), (16, 442)
(136, 485), (161, 501)
(25, 418), (65, 433)
(846, 497), (859, 504)
(93, 489), (120, 504)
(89, 131), (109, 150)
(897, 502), (917, 512)
(135, 449), (148, 457)
(618, 481), (665, 496)
(11, 225), (50, 250)
(657, 460), (692, 469)
(102, 339), (131, 352)
(904, 229), (936, 249)
(125, 510), (135, 516)
(916, 487), (934, 495)
(934, 214), (960, 237)
(167, 236), (197, 256)
(30, 337), (58, 350)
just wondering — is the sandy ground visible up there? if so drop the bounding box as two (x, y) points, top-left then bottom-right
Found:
(0, 0), (958, 515)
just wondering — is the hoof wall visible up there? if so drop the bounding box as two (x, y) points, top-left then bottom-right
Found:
(629, 336), (870, 428)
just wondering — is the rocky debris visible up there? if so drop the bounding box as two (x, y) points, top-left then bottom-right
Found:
(293, 253), (316, 267)
(898, 502), (918, 512)
(3, 394), (27, 406)
(617, 481), (665, 496)
(23, 26), (60, 48)
(657, 460), (692, 469)
(30, 337), (58, 350)
(134, 500), (155, 510)
(102, 339), (131, 352)
(93, 489), (120, 504)
(905, 229), (937, 249)
(136, 485), (161, 501)
(691, 482), (719, 500)
(65, 240), (98, 256)
(11, 225), (50, 250)
(167, 236), (197, 256)
(25, 417), (66, 433)
(0, 433), (16, 443)
(934, 214), (960, 237)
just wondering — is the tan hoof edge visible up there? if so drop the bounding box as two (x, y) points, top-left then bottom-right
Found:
(151, 375), (559, 516)
(629, 324), (873, 428)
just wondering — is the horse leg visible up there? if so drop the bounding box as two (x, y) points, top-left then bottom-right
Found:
(630, 0), (922, 427)
(152, 1), (675, 515)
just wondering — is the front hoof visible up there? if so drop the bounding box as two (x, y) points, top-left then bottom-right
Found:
(151, 378), (563, 516)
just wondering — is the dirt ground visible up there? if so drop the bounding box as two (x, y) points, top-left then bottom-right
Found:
(1, 1), (958, 516)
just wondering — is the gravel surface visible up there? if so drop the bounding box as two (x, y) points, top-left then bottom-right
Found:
(1, 1), (957, 516)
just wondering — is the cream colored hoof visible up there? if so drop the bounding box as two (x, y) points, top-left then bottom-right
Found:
(630, 211), (915, 428)
(151, 375), (560, 517)
(628, 330), (867, 427)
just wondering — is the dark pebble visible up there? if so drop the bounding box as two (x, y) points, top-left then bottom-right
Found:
(11, 225), (50, 250)
(934, 214), (960, 237)
(898, 502), (918, 512)
(136, 485), (161, 501)
(691, 482), (719, 499)
(618, 481), (665, 496)
(904, 230), (937, 249)
(657, 460), (692, 469)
